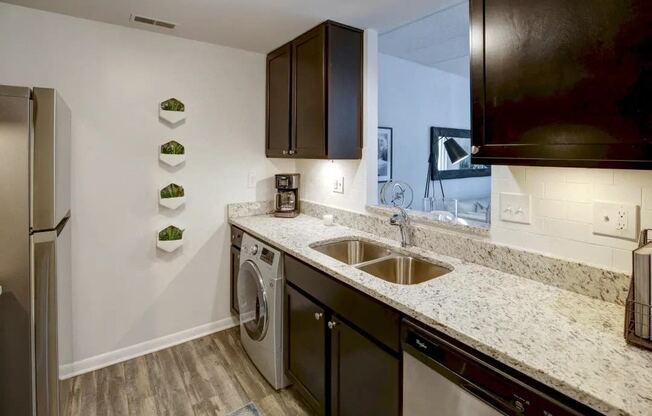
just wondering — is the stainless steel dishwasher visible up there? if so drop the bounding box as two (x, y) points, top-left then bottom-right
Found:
(402, 320), (595, 416)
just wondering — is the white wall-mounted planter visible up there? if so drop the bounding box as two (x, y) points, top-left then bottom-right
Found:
(159, 184), (185, 209)
(159, 195), (186, 209)
(159, 152), (186, 167)
(157, 238), (183, 253)
(159, 109), (186, 124)
(157, 225), (184, 253)
(159, 140), (186, 167)
(159, 98), (186, 124)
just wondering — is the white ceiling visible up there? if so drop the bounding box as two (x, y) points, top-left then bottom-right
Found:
(379, 1), (469, 77)
(1, 0), (464, 53)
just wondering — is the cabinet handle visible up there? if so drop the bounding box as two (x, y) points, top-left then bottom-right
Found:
(314, 312), (323, 320)
(471, 145), (480, 155)
(327, 320), (337, 330)
(282, 150), (288, 155)
(289, 150), (295, 155)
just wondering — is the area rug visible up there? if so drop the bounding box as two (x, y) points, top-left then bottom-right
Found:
(226, 402), (262, 416)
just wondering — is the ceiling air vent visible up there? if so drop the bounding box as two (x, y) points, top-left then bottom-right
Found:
(131, 14), (176, 30)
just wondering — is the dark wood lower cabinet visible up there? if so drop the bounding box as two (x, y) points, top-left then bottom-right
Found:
(229, 226), (244, 315)
(329, 317), (400, 416)
(286, 285), (328, 415)
(284, 255), (400, 416)
(229, 245), (240, 315)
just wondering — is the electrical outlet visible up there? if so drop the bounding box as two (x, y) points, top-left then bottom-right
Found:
(499, 192), (531, 224)
(593, 201), (638, 240)
(333, 177), (344, 194)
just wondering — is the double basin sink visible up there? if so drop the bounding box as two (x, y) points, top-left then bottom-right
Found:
(311, 239), (451, 285)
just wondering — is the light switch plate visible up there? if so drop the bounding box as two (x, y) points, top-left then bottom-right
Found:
(499, 192), (531, 224)
(592, 201), (639, 240)
(247, 170), (256, 188)
(333, 177), (344, 194)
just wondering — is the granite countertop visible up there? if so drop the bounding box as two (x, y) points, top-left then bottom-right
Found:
(229, 213), (652, 416)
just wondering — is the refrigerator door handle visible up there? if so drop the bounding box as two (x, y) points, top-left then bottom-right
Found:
(31, 230), (59, 416)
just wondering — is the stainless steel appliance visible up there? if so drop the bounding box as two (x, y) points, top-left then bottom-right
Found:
(274, 173), (300, 218)
(237, 233), (289, 389)
(0, 85), (71, 416)
(402, 320), (594, 416)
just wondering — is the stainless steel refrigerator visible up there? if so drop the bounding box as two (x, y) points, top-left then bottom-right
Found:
(0, 85), (71, 416)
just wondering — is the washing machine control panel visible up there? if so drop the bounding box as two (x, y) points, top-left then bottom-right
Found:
(260, 247), (275, 265)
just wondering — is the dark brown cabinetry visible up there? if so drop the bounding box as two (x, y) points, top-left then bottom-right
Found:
(286, 285), (328, 414)
(329, 317), (399, 416)
(229, 226), (244, 315)
(266, 44), (292, 157)
(284, 255), (400, 416)
(266, 21), (363, 159)
(470, 0), (652, 168)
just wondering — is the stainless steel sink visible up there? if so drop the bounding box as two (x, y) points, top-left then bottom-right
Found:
(311, 239), (452, 285)
(357, 256), (451, 285)
(312, 239), (393, 265)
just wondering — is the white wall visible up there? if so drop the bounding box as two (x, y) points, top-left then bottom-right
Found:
(491, 166), (652, 273)
(295, 30), (378, 213)
(0, 3), (293, 372)
(378, 53), (489, 203)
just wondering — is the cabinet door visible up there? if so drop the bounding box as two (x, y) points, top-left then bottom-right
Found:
(230, 246), (240, 315)
(286, 284), (327, 414)
(329, 317), (400, 416)
(471, 0), (652, 168)
(266, 43), (292, 157)
(326, 23), (363, 159)
(292, 25), (326, 158)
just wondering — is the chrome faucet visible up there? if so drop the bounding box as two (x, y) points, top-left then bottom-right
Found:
(390, 206), (411, 247)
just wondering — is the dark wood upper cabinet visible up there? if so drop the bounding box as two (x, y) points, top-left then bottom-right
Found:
(266, 44), (292, 157)
(266, 21), (363, 159)
(471, 0), (652, 168)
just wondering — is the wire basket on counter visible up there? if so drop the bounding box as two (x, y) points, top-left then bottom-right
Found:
(624, 229), (652, 351)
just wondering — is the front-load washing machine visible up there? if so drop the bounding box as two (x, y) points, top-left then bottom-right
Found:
(237, 233), (289, 390)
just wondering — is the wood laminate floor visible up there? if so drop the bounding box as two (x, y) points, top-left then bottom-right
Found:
(61, 327), (313, 416)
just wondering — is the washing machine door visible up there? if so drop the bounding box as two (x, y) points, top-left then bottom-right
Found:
(237, 260), (268, 341)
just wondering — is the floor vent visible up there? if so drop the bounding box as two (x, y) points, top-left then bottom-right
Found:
(131, 14), (176, 30)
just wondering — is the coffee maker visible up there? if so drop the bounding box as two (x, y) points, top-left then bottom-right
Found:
(274, 174), (300, 218)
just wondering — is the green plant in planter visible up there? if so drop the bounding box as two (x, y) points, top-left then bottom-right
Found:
(160, 183), (185, 199)
(160, 98), (185, 112)
(160, 140), (185, 155)
(158, 225), (184, 241)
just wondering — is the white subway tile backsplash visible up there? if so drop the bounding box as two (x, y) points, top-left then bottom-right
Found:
(544, 182), (593, 202)
(548, 238), (613, 270)
(612, 249), (632, 273)
(565, 202), (592, 223)
(533, 198), (565, 219)
(614, 170), (652, 187)
(526, 166), (565, 183)
(642, 188), (652, 209)
(593, 183), (641, 205)
(491, 165), (526, 180)
(640, 209), (652, 229)
(565, 168), (614, 184)
(493, 178), (544, 198)
(492, 165), (650, 273)
(543, 218), (590, 242)
(490, 226), (556, 253)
